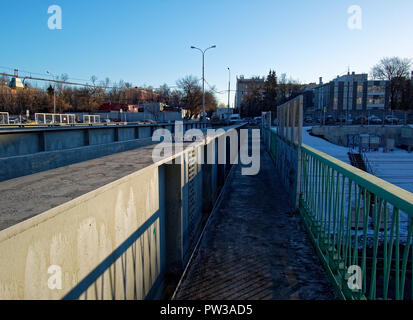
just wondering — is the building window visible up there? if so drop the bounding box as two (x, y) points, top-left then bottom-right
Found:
(368, 85), (385, 93)
(367, 96), (385, 105)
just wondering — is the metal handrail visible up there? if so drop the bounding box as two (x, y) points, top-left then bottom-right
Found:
(269, 127), (413, 300)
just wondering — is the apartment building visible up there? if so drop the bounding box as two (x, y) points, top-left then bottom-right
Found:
(234, 76), (265, 110)
(312, 72), (390, 114)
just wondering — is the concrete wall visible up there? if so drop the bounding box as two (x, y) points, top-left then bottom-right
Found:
(94, 111), (182, 123)
(0, 125), (244, 300)
(0, 138), (155, 182)
(0, 165), (165, 300)
(311, 125), (407, 148)
(0, 123), (206, 158)
(0, 122), (208, 182)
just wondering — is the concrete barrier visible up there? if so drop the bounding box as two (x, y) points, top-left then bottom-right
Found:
(0, 124), (245, 300)
(0, 122), (209, 182)
(311, 125), (405, 148)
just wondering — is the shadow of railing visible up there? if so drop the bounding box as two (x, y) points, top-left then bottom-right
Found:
(63, 210), (163, 300)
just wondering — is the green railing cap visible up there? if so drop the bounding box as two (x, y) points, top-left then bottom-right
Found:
(301, 144), (413, 216)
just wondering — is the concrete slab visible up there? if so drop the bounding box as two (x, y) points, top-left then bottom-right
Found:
(0, 142), (164, 231)
(0, 124), (243, 233)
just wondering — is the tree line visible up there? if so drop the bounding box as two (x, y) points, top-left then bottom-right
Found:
(240, 56), (413, 118)
(239, 71), (306, 118)
(0, 74), (218, 119)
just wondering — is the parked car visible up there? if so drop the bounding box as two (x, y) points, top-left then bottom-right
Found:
(368, 115), (382, 125)
(304, 116), (313, 123)
(336, 116), (347, 124)
(325, 115), (335, 125)
(384, 115), (401, 124)
(353, 116), (367, 125)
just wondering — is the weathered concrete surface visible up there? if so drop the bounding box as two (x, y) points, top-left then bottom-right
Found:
(0, 124), (245, 300)
(0, 141), (163, 232)
(174, 137), (336, 300)
(0, 122), (209, 182)
(0, 137), (157, 182)
(311, 125), (405, 147)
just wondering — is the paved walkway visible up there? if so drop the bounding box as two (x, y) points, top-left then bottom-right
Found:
(174, 139), (335, 300)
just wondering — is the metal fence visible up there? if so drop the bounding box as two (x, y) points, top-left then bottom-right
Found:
(83, 115), (101, 124)
(300, 144), (413, 300)
(0, 112), (9, 124)
(268, 95), (413, 300)
(35, 113), (75, 125)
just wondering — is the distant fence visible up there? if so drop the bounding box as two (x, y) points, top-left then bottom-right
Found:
(35, 113), (75, 125)
(266, 95), (413, 300)
(83, 115), (101, 124)
(0, 112), (9, 125)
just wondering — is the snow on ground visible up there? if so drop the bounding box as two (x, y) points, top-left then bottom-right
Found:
(301, 126), (413, 195)
(365, 150), (413, 195)
(300, 126), (413, 241)
(302, 127), (350, 165)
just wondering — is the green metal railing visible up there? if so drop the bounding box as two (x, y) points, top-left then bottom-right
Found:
(269, 128), (413, 300)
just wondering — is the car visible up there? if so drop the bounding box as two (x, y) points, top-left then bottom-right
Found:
(252, 116), (262, 125)
(304, 116), (313, 123)
(368, 116), (382, 125)
(384, 115), (400, 124)
(325, 115), (335, 125)
(229, 114), (241, 123)
(336, 116), (346, 124)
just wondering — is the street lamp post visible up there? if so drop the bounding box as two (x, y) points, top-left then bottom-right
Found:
(227, 67), (231, 109)
(46, 71), (56, 115)
(191, 45), (216, 122)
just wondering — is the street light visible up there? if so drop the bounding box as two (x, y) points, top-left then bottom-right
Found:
(46, 71), (56, 115)
(191, 45), (216, 122)
(227, 67), (231, 109)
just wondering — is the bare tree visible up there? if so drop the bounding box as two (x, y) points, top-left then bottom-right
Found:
(371, 57), (412, 80)
(177, 76), (202, 119)
(372, 57), (412, 109)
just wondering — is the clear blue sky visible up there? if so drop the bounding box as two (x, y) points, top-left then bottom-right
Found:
(1, 0), (413, 106)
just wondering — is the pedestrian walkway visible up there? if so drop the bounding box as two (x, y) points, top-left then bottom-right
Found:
(174, 142), (335, 300)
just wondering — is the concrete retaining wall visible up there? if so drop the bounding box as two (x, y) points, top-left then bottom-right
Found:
(0, 122), (208, 182)
(0, 125), (244, 300)
(0, 123), (207, 158)
(311, 125), (406, 147)
(0, 138), (155, 182)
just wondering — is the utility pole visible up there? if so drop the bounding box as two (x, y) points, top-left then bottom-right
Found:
(191, 45), (216, 122)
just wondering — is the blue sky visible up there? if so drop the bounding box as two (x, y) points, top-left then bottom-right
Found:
(1, 0), (412, 106)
